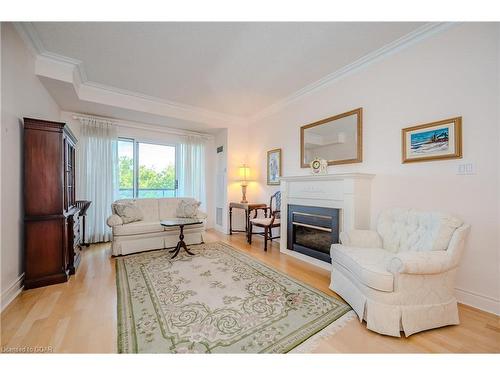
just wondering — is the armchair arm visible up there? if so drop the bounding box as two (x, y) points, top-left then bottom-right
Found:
(387, 251), (455, 275)
(106, 214), (123, 227)
(340, 230), (382, 248)
(196, 210), (208, 220)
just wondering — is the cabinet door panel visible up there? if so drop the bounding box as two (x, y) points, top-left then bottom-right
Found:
(25, 219), (64, 279)
(24, 129), (63, 215)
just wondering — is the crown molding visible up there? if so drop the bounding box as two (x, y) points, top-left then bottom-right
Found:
(12, 22), (44, 56)
(68, 112), (215, 140)
(13, 22), (455, 128)
(13, 22), (247, 128)
(79, 80), (245, 125)
(248, 22), (456, 124)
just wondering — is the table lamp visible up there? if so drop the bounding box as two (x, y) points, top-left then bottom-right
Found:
(239, 164), (250, 203)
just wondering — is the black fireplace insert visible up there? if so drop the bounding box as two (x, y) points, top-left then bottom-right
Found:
(287, 204), (340, 263)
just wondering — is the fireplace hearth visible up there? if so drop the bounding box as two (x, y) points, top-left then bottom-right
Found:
(287, 204), (339, 263)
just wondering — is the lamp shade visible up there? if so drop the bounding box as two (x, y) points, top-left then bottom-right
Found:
(239, 164), (250, 181)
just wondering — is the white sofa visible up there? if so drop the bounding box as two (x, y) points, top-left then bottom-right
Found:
(330, 208), (470, 337)
(106, 198), (206, 256)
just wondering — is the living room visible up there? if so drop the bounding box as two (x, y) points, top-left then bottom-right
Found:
(1, 0), (499, 372)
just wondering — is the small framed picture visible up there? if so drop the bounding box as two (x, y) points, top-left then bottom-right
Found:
(267, 148), (282, 185)
(402, 117), (462, 163)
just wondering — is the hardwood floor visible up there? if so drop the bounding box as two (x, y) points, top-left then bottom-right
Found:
(1, 229), (499, 353)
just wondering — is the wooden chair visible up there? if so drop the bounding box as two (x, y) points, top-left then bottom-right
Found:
(248, 191), (281, 251)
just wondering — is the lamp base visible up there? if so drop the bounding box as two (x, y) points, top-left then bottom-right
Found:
(240, 184), (248, 204)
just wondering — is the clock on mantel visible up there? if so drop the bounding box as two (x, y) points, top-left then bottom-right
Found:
(310, 158), (328, 174)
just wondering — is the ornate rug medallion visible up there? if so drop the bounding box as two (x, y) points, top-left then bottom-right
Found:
(116, 242), (351, 353)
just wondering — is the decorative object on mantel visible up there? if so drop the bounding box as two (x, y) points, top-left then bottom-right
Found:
(402, 116), (462, 163)
(266, 148), (282, 185)
(300, 107), (363, 168)
(309, 157), (328, 174)
(238, 164), (250, 203)
(116, 241), (351, 353)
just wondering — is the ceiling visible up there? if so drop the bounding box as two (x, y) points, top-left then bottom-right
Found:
(28, 22), (426, 122)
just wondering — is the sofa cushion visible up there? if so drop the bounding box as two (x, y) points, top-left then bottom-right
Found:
(331, 245), (394, 292)
(113, 221), (164, 236)
(377, 208), (463, 253)
(176, 199), (201, 218)
(114, 198), (159, 222)
(113, 201), (144, 224)
(158, 197), (194, 219)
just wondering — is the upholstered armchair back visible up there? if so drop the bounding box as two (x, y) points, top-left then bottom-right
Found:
(376, 208), (464, 254)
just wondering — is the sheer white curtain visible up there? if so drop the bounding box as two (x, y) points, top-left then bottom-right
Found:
(178, 136), (206, 209)
(77, 117), (118, 243)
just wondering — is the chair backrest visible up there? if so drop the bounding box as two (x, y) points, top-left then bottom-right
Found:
(270, 191), (281, 218)
(377, 208), (464, 253)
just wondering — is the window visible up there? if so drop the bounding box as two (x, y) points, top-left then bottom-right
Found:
(118, 139), (134, 198)
(118, 139), (177, 199)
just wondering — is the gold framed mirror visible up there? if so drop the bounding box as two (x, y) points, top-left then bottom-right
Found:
(300, 108), (363, 168)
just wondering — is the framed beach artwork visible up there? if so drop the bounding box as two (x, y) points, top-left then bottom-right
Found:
(267, 148), (282, 185)
(402, 117), (462, 163)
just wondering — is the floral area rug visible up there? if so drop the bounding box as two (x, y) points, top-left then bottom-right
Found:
(116, 241), (351, 353)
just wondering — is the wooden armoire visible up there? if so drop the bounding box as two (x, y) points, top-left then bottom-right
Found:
(23, 118), (81, 289)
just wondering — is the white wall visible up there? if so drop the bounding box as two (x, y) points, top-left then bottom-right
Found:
(61, 112), (216, 229)
(247, 23), (500, 314)
(1, 23), (62, 310)
(225, 126), (250, 233)
(213, 129), (228, 233)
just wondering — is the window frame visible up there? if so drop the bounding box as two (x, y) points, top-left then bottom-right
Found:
(118, 137), (179, 199)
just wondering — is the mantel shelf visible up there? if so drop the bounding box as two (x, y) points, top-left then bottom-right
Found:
(279, 173), (375, 182)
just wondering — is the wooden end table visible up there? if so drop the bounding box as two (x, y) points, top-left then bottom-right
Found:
(229, 202), (267, 243)
(160, 218), (203, 259)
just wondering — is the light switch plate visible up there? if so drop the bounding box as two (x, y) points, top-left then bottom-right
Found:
(457, 163), (475, 175)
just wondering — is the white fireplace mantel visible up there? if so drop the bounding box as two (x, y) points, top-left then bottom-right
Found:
(279, 173), (374, 269)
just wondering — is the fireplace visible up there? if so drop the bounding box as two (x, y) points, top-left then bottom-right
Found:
(279, 173), (373, 269)
(287, 204), (339, 263)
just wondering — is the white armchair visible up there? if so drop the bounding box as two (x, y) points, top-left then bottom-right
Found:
(330, 208), (470, 337)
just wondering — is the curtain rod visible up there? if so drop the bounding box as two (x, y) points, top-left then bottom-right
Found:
(71, 113), (214, 140)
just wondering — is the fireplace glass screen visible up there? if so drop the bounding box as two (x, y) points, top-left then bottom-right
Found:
(293, 224), (332, 254)
(287, 204), (340, 263)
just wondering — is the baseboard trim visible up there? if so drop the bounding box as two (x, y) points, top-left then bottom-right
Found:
(280, 248), (332, 271)
(455, 287), (500, 316)
(1, 273), (25, 312)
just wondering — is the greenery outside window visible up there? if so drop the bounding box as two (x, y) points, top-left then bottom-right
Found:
(118, 138), (177, 199)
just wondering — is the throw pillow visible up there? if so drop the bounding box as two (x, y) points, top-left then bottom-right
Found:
(113, 201), (144, 224)
(176, 199), (201, 218)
